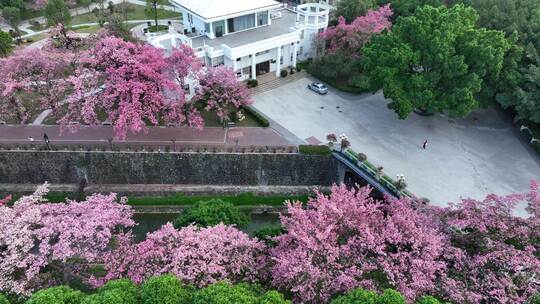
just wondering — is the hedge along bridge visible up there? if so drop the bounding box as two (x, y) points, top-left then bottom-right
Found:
(332, 151), (415, 200)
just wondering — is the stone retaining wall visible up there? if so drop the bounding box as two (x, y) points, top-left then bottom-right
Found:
(0, 151), (339, 187)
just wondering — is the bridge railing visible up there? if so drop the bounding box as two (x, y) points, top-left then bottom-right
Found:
(339, 148), (415, 199)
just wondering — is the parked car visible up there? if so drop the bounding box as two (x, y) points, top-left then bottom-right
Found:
(308, 82), (328, 95)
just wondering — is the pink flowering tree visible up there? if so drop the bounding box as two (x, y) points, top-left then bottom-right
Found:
(438, 181), (540, 303)
(318, 4), (393, 55)
(167, 44), (203, 88)
(270, 184), (447, 303)
(193, 65), (252, 120)
(94, 223), (268, 288)
(0, 183), (134, 296)
(61, 36), (203, 139)
(0, 48), (72, 124)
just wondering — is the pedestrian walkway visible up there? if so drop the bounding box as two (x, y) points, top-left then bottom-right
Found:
(0, 125), (292, 148)
(251, 70), (308, 95)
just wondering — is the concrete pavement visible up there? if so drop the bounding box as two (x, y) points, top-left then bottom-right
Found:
(252, 77), (540, 206)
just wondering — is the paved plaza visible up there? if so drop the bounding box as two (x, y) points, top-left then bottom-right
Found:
(253, 77), (540, 207)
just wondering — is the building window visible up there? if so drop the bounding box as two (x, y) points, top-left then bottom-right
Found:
(227, 14), (255, 33)
(280, 56), (283, 64)
(298, 46), (303, 55)
(187, 13), (193, 23)
(236, 58), (241, 62)
(257, 11), (268, 26)
(205, 23), (210, 33)
(318, 28), (324, 33)
(212, 56), (224, 67)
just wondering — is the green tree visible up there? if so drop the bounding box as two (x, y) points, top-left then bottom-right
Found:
(0, 30), (13, 57)
(335, 0), (376, 23)
(2, 6), (22, 36)
(173, 199), (250, 229)
(192, 283), (289, 304)
(252, 224), (285, 247)
(44, 0), (72, 27)
(25, 286), (84, 304)
(362, 4), (510, 119)
(0, 294), (9, 304)
(415, 296), (442, 304)
(377, 0), (444, 17)
(140, 275), (191, 304)
(145, 0), (167, 28)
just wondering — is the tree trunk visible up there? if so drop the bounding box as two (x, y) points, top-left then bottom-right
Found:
(154, 1), (158, 27)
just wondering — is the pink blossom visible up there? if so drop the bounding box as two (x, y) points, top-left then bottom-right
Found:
(0, 184), (134, 296)
(95, 223), (268, 288)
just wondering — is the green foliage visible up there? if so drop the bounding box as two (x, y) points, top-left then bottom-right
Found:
(258, 291), (292, 304)
(362, 4), (511, 119)
(45, 0), (72, 26)
(415, 295), (442, 304)
(0, 294), (9, 304)
(330, 288), (378, 304)
(0, 30), (13, 57)
(192, 282), (289, 304)
(26, 286), (84, 304)
(140, 275), (191, 304)
(252, 224), (285, 247)
(377, 0), (444, 17)
(336, 0), (376, 23)
(192, 283), (258, 304)
(377, 289), (406, 304)
(299, 145), (332, 156)
(126, 193), (309, 206)
(2, 7), (21, 34)
(173, 199), (250, 228)
(246, 79), (259, 88)
(145, 0), (168, 26)
(82, 279), (138, 304)
(529, 293), (540, 304)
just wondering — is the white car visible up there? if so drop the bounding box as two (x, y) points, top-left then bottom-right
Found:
(308, 82), (328, 95)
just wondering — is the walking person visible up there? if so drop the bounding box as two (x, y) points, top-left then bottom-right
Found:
(422, 139), (428, 150)
(43, 133), (50, 150)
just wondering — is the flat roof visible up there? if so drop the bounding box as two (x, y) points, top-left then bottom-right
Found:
(170, 0), (281, 20)
(191, 9), (297, 49)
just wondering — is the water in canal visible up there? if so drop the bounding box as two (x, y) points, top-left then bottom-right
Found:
(132, 212), (281, 241)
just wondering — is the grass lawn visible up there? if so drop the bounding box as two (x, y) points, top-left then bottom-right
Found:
(200, 108), (265, 127)
(72, 24), (101, 34)
(71, 3), (179, 25)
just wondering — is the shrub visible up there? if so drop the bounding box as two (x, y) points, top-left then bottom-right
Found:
(246, 79), (258, 88)
(0, 294), (9, 304)
(259, 290), (291, 304)
(296, 66), (302, 72)
(280, 70), (288, 77)
(26, 286), (85, 304)
(378, 289), (406, 304)
(83, 279), (138, 304)
(242, 106), (270, 127)
(192, 282), (258, 304)
(298, 145), (331, 156)
(141, 275), (191, 304)
(173, 199), (250, 228)
(415, 296), (442, 304)
(253, 224), (285, 247)
(330, 288), (378, 304)
(529, 293), (540, 304)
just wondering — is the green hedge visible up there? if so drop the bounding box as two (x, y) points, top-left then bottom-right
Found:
(298, 145), (331, 156)
(172, 199), (250, 228)
(242, 106), (270, 127)
(141, 275), (191, 304)
(127, 193), (309, 207)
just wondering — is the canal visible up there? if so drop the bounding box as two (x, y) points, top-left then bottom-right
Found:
(132, 212), (281, 241)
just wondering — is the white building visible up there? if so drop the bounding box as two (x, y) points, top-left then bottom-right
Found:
(150, 0), (330, 80)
